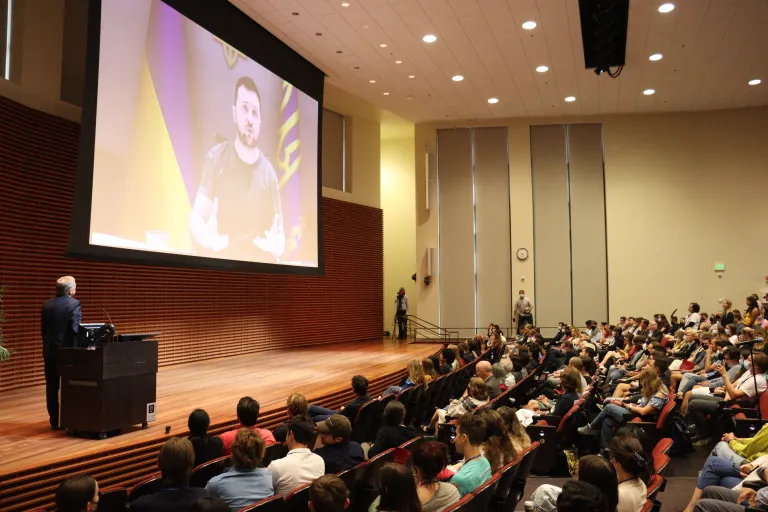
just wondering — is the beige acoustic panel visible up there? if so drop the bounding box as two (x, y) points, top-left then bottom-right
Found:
(474, 127), (512, 332)
(321, 108), (345, 191)
(437, 128), (476, 338)
(531, 125), (572, 329)
(568, 124), (608, 325)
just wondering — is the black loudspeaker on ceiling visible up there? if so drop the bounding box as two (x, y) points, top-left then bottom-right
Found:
(578, 0), (630, 78)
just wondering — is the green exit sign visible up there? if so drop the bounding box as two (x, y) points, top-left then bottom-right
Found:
(715, 263), (726, 271)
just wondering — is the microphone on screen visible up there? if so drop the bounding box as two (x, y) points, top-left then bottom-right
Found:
(737, 337), (764, 348)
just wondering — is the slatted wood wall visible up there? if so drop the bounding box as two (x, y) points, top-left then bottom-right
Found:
(0, 95), (384, 391)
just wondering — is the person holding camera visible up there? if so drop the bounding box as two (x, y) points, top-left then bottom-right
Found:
(395, 287), (409, 340)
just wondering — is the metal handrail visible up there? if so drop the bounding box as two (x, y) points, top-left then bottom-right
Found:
(403, 315), (459, 342)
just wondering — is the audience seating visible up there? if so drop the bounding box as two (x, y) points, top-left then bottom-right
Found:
(654, 451), (671, 477)
(508, 441), (541, 509)
(489, 457), (522, 512)
(646, 473), (666, 501)
(127, 473), (163, 503)
(443, 493), (475, 512)
(527, 401), (584, 475)
(629, 398), (676, 453)
(467, 473), (501, 512)
(731, 391), (768, 438)
(97, 486), (128, 512)
(190, 455), (233, 487)
(239, 495), (286, 512)
(263, 443), (289, 467)
(284, 482), (311, 512)
(652, 438), (672, 457)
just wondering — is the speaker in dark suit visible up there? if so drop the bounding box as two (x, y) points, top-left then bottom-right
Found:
(40, 276), (82, 429)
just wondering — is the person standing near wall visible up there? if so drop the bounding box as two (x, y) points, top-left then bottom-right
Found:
(514, 290), (534, 334)
(396, 288), (409, 340)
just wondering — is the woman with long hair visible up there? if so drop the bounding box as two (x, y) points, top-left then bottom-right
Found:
(720, 299), (735, 328)
(371, 463), (422, 512)
(447, 344), (462, 370)
(745, 295), (761, 328)
(578, 367), (668, 450)
(385, 360), (428, 396)
(425, 378), (489, 434)
(475, 409), (516, 472)
(496, 406), (531, 457)
(530, 454), (619, 512)
(422, 357), (438, 381)
(609, 434), (649, 512)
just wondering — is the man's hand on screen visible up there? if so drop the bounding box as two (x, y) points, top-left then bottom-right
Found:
(211, 234), (229, 252)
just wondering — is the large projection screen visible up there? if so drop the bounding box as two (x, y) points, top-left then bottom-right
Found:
(68, 0), (325, 274)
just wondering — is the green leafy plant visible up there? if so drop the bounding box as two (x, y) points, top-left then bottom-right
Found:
(0, 286), (11, 362)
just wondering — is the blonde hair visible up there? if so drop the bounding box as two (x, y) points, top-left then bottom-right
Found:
(722, 299), (732, 309)
(639, 367), (666, 400)
(447, 344), (461, 363)
(421, 358), (438, 379)
(286, 393), (308, 418)
(407, 360), (426, 387)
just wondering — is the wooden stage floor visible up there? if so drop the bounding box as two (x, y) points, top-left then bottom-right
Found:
(0, 339), (437, 477)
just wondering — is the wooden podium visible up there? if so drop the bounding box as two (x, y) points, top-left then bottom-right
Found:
(57, 339), (159, 439)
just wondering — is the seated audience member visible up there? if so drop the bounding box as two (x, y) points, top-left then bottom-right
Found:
(530, 455), (619, 512)
(368, 463), (421, 512)
(132, 437), (207, 511)
(384, 360), (428, 396)
(206, 429), (273, 510)
(56, 475), (99, 512)
(476, 360), (502, 399)
(492, 363), (508, 391)
(439, 348), (456, 375)
(310, 375), (371, 423)
(422, 357), (439, 381)
(539, 367), (581, 419)
(188, 409), (224, 467)
(449, 414), (492, 496)
(687, 353), (768, 446)
(475, 409), (516, 472)
(409, 442), (461, 512)
(460, 340), (475, 365)
(425, 377), (489, 434)
(556, 481), (609, 512)
(497, 406), (531, 456)
(309, 475), (351, 512)
(368, 400), (419, 458)
(506, 356), (525, 387)
(678, 347), (741, 399)
(315, 415), (365, 473)
(273, 393), (312, 443)
(190, 497), (231, 512)
(448, 344), (463, 368)
(268, 417), (325, 495)
(579, 367), (668, 450)
(682, 450), (768, 512)
(609, 434), (649, 512)
(220, 397), (276, 455)
(693, 482), (768, 512)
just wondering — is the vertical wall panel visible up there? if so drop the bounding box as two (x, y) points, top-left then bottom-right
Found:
(474, 127), (511, 330)
(321, 108), (345, 191)
(568, 124), (608, 325)
(437, 129), (475, 337)
(531, 125), (571, 329)
(0, 96), (383, 391)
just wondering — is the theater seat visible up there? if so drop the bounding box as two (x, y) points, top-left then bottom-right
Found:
(443, 494), (475, 512)
(654, 452), (671, 476)
(470, 473), (500, 511)
(629, 398), (676, 452)
(191, 455), (233, 487)
(239, 495), (287, 512)
(652, 438), (673, 457)
(97, 486), (128, 512)
(128, 474), (163, 503)
(490, 456), (522, 512)
(646, 474), (666, 500)
(284, 483), (311, 512)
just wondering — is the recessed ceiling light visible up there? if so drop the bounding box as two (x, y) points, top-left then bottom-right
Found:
(406, 95), (415, 100)
(536, 65), (549, 73)
(452, 75), (464, 82)
(341, 2), (349, 6)
(408, 75), (415, 79)
(564, 96), (576, 102)
(369, 80), (376, 83)
(748, 79), (762, 86)
(487, 98), (499, 104)
(649, 53), (663, 61)
(522, 21), (537, 30)
(422, 34), (437, 43)
(380, 43), (387, 48)
(395, 60), (402, 64)
(383, 92), (390, 96)
(658, 3), (675, 13)
(643, 89), (656, 95)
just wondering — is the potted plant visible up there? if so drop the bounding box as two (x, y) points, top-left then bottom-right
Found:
(0, 286), (11, 362)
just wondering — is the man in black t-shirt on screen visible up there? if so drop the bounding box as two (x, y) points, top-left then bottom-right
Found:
(189, 76), (284, 261)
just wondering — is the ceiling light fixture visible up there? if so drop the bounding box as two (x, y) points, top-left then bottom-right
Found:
(649, 53), (663, 61)
(643, 89), (656, 95)
(748, 79), (762, 86)
(487, 98), (499, 104)
(522, 21), (537, 30)
(422, 34), (437, 43)
(395, 60), (402, 64)
(341, 2), (349, 6)
(658, 3), (675, 13)
(369, 80), (376, 83)
(564, 96), (576, 102)
(380, 43), (387, 48)
(536, 65), (549, 73)
(452, 75), (464, 81)
(383, 92), (390, 95)
(408, 75), (415, 79)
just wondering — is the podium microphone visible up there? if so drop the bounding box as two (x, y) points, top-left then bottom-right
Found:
(102, 307), (114, 327)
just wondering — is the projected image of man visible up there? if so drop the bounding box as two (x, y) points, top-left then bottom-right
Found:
(189, 77), (285, 260)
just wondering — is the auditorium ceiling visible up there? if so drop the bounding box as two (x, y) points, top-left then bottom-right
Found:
(233, 0), (768, 122)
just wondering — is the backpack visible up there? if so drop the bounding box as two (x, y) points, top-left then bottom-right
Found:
(669, 413), (694, 456)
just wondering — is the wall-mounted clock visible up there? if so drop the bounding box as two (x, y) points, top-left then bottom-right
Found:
(516, 248), (529, 261)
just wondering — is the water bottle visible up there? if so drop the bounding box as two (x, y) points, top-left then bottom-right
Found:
(524, 501), (535, 512)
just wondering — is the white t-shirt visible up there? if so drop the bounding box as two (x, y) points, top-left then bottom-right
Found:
(516, 408), (536, 427)
(267, 448), (325, 496)
(734, 371), (768, 399)
(685, 312), (701, 329)
(618, 478), (647, 512)
(729, 335), (739, 345)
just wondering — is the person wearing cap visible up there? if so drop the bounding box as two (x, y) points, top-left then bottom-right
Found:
(315, 415), (364, 474)
(268, 417), (325, 495)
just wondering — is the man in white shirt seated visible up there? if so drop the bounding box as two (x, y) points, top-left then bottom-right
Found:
(268, 417), (325, 495)
(687, 353), (768, 447)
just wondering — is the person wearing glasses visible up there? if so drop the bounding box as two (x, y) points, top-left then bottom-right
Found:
(189, 76), (284, 261)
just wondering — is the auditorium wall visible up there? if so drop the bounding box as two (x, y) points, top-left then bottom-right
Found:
(415, 107), (768, 331)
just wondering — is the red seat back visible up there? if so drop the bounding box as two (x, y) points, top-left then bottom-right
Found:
(240, 495), (287, 512)
(285, 483), (311, 512)
(190, 455), (233, 487)
(655, 398), (676, 429)
(128, 474), (163, 503)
